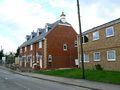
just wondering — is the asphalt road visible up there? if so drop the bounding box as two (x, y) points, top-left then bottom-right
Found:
(0, 68), (91, 90)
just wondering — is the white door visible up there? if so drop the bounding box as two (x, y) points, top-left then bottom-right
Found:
(30, 56), (32, 67)
(40, 55), (42, 68)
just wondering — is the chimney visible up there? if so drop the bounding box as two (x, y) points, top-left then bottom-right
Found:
(60, 12), (66, 23)
(31, 30), (35, 39)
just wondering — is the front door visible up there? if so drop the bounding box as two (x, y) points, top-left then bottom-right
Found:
(40, 55), (42, 68)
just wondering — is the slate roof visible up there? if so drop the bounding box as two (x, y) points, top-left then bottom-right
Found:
(20, 19), (71, 48)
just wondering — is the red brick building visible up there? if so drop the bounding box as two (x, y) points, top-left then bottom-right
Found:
(19, 12), (78, 69)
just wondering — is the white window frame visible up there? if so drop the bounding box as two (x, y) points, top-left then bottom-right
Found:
(93, 31), (99, 41)
(106, 26), (114, 37)
(30, 44), (33, 50)
(63, 44), (67, 51)
(39, 41), (42, 48)
(48, 55), (52, 62)
(107, 50), (116, 61)
(83, 53), (89, 62)
(25, 47), (27, 52)
(94, 52), (100, 61)
(74, 40), (77, 47)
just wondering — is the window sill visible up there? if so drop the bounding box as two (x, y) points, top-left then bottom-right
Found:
(94, 60), (100, 61)
(63, 49), (67, 51)
(106, 35), (114, 38)
(107, 59), (116, 61)
(92, 39), (99, 41)
(80, 61), (89, 63)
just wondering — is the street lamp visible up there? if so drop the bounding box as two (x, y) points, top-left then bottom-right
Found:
(76, 0), (85, 79)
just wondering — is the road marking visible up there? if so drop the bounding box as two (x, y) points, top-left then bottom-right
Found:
(14, 82), (31, 90)
(5, 77), (8, 80)
(3, 71), (9, 74)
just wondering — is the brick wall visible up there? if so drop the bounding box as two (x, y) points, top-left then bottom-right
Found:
(80, 22), (120, 71)
(46, 25), (78, 69)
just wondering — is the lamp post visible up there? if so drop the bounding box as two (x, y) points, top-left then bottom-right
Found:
(77, 0), (85, 79)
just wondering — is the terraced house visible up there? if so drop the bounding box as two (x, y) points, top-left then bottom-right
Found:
(19, 12), (77, 69)
(80, 18), (120, 71)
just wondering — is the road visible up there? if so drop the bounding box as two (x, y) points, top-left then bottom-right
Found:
(0, 68), (92, 90)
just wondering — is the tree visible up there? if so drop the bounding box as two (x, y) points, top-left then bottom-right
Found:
(6, 52), (15, 64)
(0, 50), (4, 63)
(15, 48), (20, 57)
(0, 50), (4, 59)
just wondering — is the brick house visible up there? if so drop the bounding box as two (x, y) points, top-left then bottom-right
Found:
(19, 12), (78, 69)
(78, 18), (120, 71)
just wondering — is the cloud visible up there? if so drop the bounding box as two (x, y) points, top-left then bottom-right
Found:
(0, 0), (56, 53)
(79, 0), (120, 31)
(0, 36), (17, 53)
(0, 0), (120, 53)
(48, 0), (75, 8)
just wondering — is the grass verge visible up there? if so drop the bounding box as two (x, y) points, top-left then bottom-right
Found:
(34, 68), (120, 84)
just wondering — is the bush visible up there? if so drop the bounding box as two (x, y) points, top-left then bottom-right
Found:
(95, 64), (103, 70)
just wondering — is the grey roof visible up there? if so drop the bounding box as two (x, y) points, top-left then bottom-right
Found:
(20, 19), (71, 48)
(20, 31), (46, 47)
(83, 18), (120, 34)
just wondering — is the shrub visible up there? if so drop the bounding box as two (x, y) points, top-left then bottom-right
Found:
(95, 64), (103, 70)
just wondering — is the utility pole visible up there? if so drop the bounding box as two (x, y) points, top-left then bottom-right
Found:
(77, 0), (85, 79)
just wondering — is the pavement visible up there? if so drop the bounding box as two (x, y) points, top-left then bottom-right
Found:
(0, 66), (120, 90)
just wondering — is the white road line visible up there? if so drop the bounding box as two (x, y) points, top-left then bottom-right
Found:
(14, 82), (31, 90)
(5, 77), (8, 80)
(3, 71), (9, 74)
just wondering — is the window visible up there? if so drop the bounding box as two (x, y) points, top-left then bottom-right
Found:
(63, 44), (67, 51)
(83, 35), (88, 43)
(107, 50), (116, 61)
(106, 26), (114, 37)
(25, 47), (27, 52)
(94, 52), (100, 61)
(39, 55), (42, 60)
(48, 55), (52, 62)
(83, 53), (89, 62)
(39, 41), (42, 48)
(74, 40), (77, 47)
(20, 48), (22, 53)
(93, 31), (99, 40)
(30, 44), (33, 50)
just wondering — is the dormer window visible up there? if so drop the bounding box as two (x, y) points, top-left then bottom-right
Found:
(26, 35), (30, 41)
(37, 31), (42, 36)
(39, 32), (42, 35)
(45, 24), (48, 32)
(46, 27), (48, 32)
(37, 28), (42, 36)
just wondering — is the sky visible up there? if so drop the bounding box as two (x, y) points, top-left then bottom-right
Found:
(0, 0), (120, 53)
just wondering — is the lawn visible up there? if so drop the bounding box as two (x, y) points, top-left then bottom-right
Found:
(34, 68), (120, 84)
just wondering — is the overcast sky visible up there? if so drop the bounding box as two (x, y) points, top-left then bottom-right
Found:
(0, 0), (120, 53)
